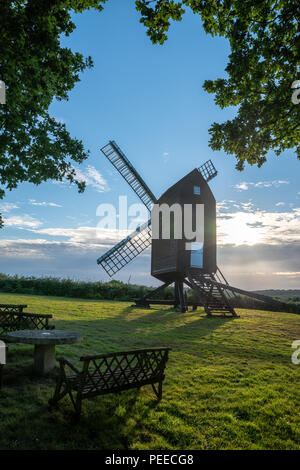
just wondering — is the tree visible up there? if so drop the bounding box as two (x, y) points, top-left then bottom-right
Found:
(0, 0), (107, 226)
(136, 0), (300, 170)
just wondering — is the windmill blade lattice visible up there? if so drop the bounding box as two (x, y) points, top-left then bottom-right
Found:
(101, 141), (157, 212)
(97, 220), (152, 277)
(197, 160), (217, 182)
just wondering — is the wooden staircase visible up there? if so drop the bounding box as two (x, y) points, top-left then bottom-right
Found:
(186, 269), (239, 317)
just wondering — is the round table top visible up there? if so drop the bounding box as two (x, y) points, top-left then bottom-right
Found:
(6, 329), (83, 345)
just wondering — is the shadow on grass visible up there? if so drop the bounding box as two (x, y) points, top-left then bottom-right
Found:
(0, 306), (234, 448)
(0, 370), (161, 449)
(56, 304), (235, 349)
(0, 302), (297, 449)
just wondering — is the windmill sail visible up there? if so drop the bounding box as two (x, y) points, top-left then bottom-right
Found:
(197, 160), (217, 182)
(97, 220), (152, 277)
(101, 141), (157, 212)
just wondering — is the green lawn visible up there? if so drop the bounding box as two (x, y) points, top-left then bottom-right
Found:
(0, 292), (300, 450)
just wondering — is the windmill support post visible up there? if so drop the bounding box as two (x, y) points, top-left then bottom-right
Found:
(132, 281), (201, 311)
(133, 282), (172, 308)
(175, 281), (186, 313)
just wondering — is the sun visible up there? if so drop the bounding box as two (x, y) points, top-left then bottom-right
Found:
(218, 212), (263, 246)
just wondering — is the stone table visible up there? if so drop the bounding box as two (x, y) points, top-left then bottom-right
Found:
(6, 329), (83, 375)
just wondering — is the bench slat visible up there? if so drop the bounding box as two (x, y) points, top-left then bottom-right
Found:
(68, 367), (162, 392)
(80, 346), (171, 362)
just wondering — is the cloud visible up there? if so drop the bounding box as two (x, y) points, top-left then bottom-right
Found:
(217, 202), (300, 246)
(29, 199), (62, 207)
(3, 214), (42, 229)
(275, 202), (285, 207)
(73, 165), (109, 193)
(217, 200), (254, 213)
(217, 208), (300, 245)
(234, 180), (289, 191)
(0, 237), (298, 289)
(235, 182), (249, 191)
(162, 151), (169, 162)
(0, 237), (152, 284)
(29, 226), (132, 246)
(0, 238), (53, 259)
(274, 271), (300, 276)
(52, 165), (109, 193)
(218, 243), (300, 290)
(0, 202), (19, 213)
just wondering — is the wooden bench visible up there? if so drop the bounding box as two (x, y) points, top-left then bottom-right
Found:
(49, 347), (171, 416)
(0, 304), (27, 313)
(0, 311), (55, 340)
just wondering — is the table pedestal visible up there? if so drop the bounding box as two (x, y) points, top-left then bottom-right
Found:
(34, 344), (56, 375)
(6, 330), (83, 376)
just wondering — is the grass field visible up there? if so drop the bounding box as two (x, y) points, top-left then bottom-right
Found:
(0, 292), (300, 450)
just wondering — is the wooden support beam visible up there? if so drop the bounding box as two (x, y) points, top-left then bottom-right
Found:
(208, 280), (287, 308)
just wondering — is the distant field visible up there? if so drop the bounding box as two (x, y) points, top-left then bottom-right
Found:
(256, 289), (300, 301)
(0, 292), (300, 450)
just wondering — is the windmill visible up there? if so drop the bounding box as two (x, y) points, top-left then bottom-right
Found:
(97, 140), (285, 317)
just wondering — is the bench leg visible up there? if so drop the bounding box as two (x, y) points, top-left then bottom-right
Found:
(49, 377), (68, 407)
(49, 375), (82, 417)
(151, 381), (163, 400)
(74, 395), (82, 417)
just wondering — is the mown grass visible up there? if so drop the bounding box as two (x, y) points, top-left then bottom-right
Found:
(0, 292), (300, 450)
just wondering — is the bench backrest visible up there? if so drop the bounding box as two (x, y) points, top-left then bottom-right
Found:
(0, 311), (53, 336)
(0, 304), (27, 313)
(79, 348), (171, 395)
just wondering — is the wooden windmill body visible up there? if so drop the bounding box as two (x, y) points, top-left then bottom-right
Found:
(151, 169), (216, 282)
(97, 141), (285, 316)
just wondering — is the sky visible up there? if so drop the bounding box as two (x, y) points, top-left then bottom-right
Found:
(0, 0), (299, 290)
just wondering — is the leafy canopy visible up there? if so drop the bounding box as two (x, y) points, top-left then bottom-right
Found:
(136, 0), (300, 170)
(0, 0), (107, 226)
